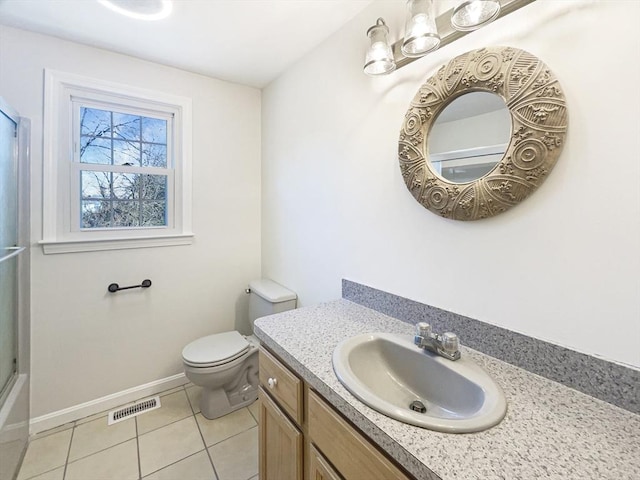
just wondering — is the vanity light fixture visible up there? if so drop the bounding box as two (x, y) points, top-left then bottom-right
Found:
(363, 0), (536, 76)
(363, 18), (396, 75)
(401, 0), (440, 58)
(97, 0), (173, 21)
(451, 0), (501, 31)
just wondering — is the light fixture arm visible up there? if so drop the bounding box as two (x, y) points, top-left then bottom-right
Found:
(391, 0), (536, 72)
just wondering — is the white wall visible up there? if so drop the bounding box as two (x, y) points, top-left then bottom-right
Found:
(262, 0), (640, 368)
(0, 27), (262, 418)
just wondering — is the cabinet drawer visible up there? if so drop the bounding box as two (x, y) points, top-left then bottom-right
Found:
(259, 347), (303, 425)
(308, 389), (411, 480)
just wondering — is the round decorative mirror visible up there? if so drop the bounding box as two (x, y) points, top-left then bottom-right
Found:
(399, 46), (568, 221)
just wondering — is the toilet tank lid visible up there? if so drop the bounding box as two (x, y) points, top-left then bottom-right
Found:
(249, 279), (296, 303)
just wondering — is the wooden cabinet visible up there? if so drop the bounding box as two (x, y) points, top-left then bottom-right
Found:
(308, 444), (343, 480)
(259, 347), (303, 424)
(307, 390), (409, 480)
(259, 387), (303, 480)
(258, 346), (413, 480)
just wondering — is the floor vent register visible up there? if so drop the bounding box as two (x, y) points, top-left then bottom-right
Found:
(108, 396), (161, 425)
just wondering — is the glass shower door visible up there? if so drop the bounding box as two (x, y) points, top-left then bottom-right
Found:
(0, 107), (19, 401)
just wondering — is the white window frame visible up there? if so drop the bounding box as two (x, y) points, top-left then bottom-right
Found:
(41, 70), (193, 254)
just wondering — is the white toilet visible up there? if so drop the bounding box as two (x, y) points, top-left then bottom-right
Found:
(182, 279), (296, 419)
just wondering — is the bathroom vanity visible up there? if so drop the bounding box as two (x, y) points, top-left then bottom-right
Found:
(258, 346), (411, 480)
(254, 300), (640, 480)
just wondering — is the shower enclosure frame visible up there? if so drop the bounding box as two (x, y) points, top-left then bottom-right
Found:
(0, 96), (31, 480)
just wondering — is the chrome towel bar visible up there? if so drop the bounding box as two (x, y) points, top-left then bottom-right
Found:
(0, 246), (25, 265)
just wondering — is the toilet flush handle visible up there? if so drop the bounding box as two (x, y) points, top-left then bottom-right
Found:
(267, 377), (278, 389)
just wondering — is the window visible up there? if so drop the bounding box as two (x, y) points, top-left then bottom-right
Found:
(42, 70), (192, 254)
(76, 105), (170, 229)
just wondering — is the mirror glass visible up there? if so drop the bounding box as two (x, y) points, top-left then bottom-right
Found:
(427, 92), (511, 183)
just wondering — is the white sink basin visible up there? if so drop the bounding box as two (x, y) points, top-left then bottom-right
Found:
(332, 332), (507, 433)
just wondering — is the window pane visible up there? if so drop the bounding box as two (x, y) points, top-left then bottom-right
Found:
(142, 201), (167, 226)
(82, 200), (111, 228)
(141, 144), (167, 168)
(140, 174), (167, 200)
(113, 139), (141, 166)
(79, 172), (168, 228)
(112, 173), (138, 200)
(80, 137), (111, 164)
(112, 113), (140, 141)
(81, 171), (111, 199)
(112, 201), (140, 227)
(142, 117), (167, 143)
(80, 108), (111, 137)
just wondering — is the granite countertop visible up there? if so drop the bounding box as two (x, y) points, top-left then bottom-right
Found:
(254, 299), (640, 480)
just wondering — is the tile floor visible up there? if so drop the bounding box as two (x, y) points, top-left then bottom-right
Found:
(17, 385), (259, 480)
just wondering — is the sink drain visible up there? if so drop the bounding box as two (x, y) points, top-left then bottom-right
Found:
(410, 400), (426, 413)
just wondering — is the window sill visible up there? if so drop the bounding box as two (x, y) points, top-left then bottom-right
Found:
(39, 234), (194, 254)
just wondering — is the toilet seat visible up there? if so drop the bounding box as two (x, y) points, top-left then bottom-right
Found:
(182, 331), (250, 368)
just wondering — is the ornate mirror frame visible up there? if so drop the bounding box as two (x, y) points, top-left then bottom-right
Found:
(398, 46), (568, 221)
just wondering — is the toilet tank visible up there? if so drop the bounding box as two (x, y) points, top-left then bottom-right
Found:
(248, 279), (297, 328)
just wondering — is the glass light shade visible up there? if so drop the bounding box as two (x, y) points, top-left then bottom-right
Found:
(451, 0), (501, 31)
(364, 18), (396, 76)
(97, 0), (173, 21)
(401, 0), (440, 58)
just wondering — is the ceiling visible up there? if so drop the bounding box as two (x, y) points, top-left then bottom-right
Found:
(0, 0), (374, 88)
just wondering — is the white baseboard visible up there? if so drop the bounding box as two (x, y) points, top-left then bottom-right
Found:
(29, 373), (188, 435)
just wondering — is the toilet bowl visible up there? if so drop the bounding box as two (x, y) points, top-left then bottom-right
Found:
(183, 331), (260, 419)
(182, 279), (296, 419)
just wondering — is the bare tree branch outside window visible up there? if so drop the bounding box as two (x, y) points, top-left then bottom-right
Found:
(79, 107), (168, 229)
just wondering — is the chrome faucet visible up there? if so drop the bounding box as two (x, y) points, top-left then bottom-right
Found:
(413, 322), (461, 361)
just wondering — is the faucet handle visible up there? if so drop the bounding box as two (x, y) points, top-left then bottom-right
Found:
(441, 332), (459, 355)
(416, 322), (431, 337)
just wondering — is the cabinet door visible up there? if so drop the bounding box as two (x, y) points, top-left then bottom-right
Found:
(309, 444), (343, 480)
(308, 390), (411, 480)
(259, 387), (303, 480)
